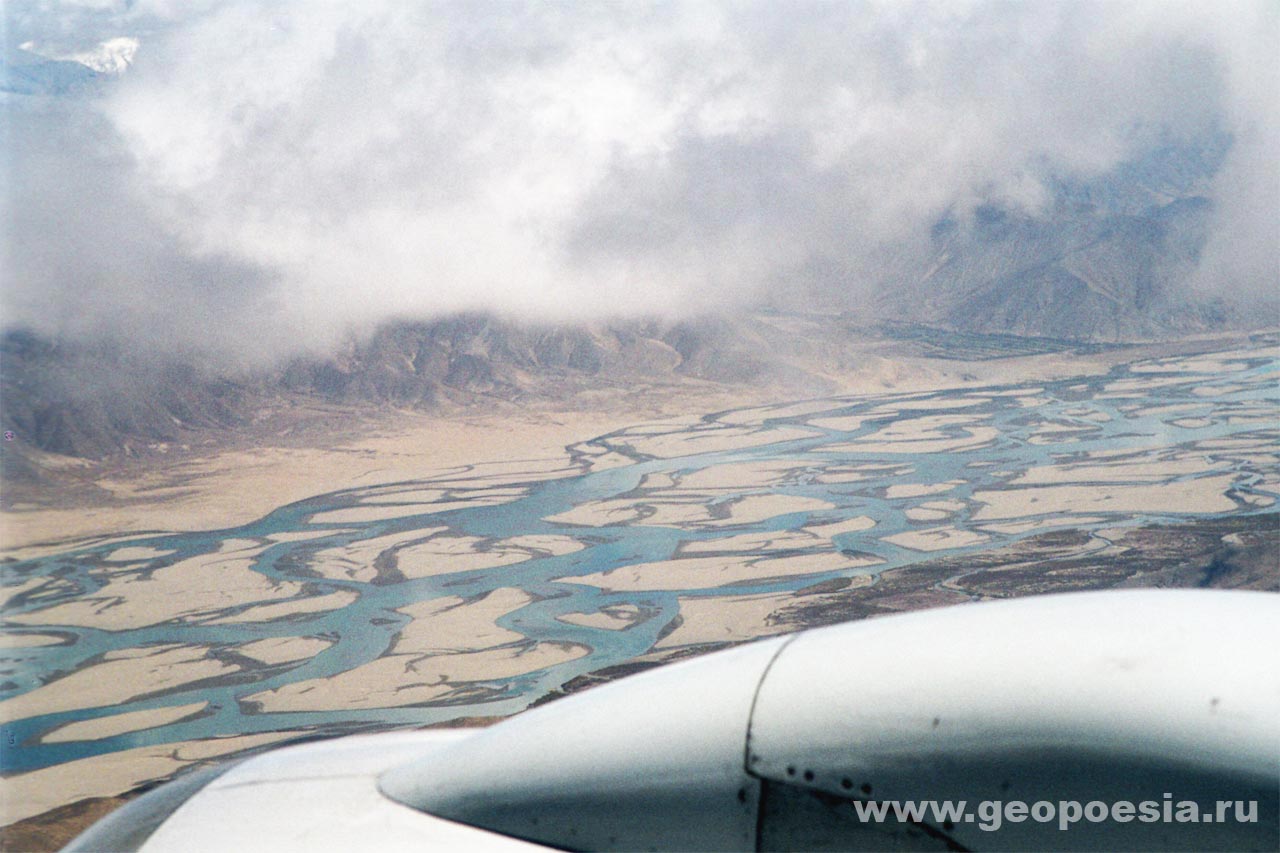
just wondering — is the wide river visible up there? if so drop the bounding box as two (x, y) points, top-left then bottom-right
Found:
(2, 348), (1276, 775)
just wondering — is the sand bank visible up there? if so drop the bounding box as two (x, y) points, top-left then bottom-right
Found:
(676, 460), (803, 491)
(0, 632), (65, 649)
(548, 493), (834, 529)
(0, 732), (306, 825)
(560, 550), (878, 592)
(679, 514), (876, 555)
(556, 604), (646, 630)
(1010, 455), (1224, 485)
(971, 473), (1242, 520)
(653, 592), (796, 649)
(0, 644), (235, 722)
(905, 499), (967, 521)
(306, 527), (449, 582)
(679, 529), (827, 554)
(236, 636), (333, 666)
(614, 425), (818, 459)
(309, 492), (524, 524)
(394, 588), (532, 654)
(40, 702), (209, 744)
(244, 642), (588, 713)
(393, 534), (583, 579)
(0, 409), (644, 556)
(715, 399), (848, 426)
(546, 497), (710, 528)
(808, 414), (868, 431)
(885, 481), (963, 498)
(806, 515), (878, 535)
(883, 527), (989, 551)
(102, 546), (176, 562)
(242, 588), (587, 713)
(203, 589), (359, 625)
(6, 544), (304, 631)
(867, 396), (992, 413)
(976, 516), (1109, 535)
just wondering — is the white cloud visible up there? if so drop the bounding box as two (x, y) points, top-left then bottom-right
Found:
(3, 0), (1276, 360)
(20, 35), (138, 73)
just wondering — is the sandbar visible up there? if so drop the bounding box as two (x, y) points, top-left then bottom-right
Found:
(883, 527), (989, 551)
(1, 408), (638, 555)
(680, 514), (876, 555)
(391, 533), (584, 579)
(712, 494), (836, 526)
(309, 492), (522, 524)
(203, 589), (359, 624)
(971, 473), (1242, 520)
(680, 529), (827, 554)
(977, 516), (1108, 535)
(0, 632), (65, 649)
(559, 550), (879, 592)
(614, 425), (818, 459)
(548, 493), (834, 529)
(1, 578), (50, 609)
(868, 396), (991, 413)
(905, 499), (967, 522)
(885, 481), (963, 498)
(546, 497), (711, 528)
(236, 636), (333, 666)
(394, 588), (532, 654)
(103, 546), (176, 562)
(5, 545), (304, 631)
(356, 488), (448, 505)
(556, 605), (646, 630)
(1129, 403), (1207, 417)
(242, 586), (591, 713)
(40, 702), (209, 744)
(1011, 455), (1224, 485)
(1103, 375), (1196, 393)
(717, 399), (847, 426)
(808, 414), (869, 431)
(654, 592), (796, 649)
(0, 732), (306, 825)
(585, 452), (636, 471)
(306, 527), (449, 582)
(0, 644), (235, 723)
(392, 536), (529, 579)
(265, 528), (358, 544)
(824, 426), (998, 455)
(244, 642), (588, 713)
(676, 460), (803, 491)
(805, 515), (878, 536)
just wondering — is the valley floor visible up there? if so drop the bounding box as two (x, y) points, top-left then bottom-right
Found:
(1, 333), (1256, 557)
(1, 331), (1276, 850)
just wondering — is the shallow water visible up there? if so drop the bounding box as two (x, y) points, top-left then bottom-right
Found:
(2, 351), (1276, 774)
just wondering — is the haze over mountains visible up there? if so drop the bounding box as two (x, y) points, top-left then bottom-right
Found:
(1, 1), (1277, 465)
(880, 137), (1242, 341)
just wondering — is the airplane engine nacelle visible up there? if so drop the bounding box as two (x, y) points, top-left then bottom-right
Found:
(383, 590), (1279, 851)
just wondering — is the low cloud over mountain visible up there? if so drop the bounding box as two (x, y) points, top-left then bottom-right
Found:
(2, 1), (1277, 367)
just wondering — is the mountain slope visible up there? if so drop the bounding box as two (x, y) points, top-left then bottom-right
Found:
(878, 139), (1252, 341)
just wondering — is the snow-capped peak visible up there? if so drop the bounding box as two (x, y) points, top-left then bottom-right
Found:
(18, 36), (139, 75)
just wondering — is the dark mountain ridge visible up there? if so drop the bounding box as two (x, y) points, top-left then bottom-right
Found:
(0, 314), (841, 467)
(876, 136), (1257, 340)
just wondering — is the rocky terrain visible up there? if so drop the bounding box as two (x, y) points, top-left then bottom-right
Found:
(0, 314), (1070, 493)
(876, 139), (1253, 341)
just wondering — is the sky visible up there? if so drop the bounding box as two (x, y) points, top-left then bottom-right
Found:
(2, 0), (1277, 367)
